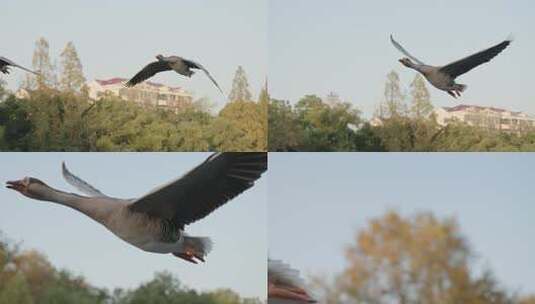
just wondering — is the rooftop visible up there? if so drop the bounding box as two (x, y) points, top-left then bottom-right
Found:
(94, 77), (185, 92)
(442, 104), (525, 116)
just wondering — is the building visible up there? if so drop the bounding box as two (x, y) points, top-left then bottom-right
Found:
(433, 104), (535, 133)
(87, 78), (193, 111)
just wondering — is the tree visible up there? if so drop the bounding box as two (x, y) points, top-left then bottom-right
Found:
(410, 74), (433, 118)
(295, 95), (362, 151)
(257, 78), (269, 149)
(378, 71), (406, 118)
(59, 42), (86, 93)
(212, 100), (266, 151)
(228, 66), (252, 102)
(268, 99), (303, 151)
(316, 211), (516, 304)
(0, 78), (8, 102)
(25, 38), (56, 90)
(0, 273), (33, 304)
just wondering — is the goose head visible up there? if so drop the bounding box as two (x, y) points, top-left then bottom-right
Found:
(399, 57), (414, 68)
(6, 177), (50, 200)
(156, 54), (165, 61)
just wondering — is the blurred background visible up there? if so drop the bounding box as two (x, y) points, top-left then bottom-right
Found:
(269, 153), (535, 303)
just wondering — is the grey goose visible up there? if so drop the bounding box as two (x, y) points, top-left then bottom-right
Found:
(390, 35), (512, 98)
(6, 152), (267, 264)
(0, 56), (39, 75)
(268, 259), (317, 303)
(126, 54), (225, 96)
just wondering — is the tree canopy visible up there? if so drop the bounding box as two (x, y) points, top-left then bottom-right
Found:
(312, 211), (534, 304)
(0, 232), (261, 304)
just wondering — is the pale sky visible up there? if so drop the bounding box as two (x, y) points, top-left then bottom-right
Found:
(2, 0), (267, 109)
(269, 0), (535, 118)
(268, 153), (535, 297)
(0, 153), (267, 299)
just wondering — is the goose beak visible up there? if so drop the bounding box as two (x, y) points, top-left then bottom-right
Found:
(6, 180), (24, 191)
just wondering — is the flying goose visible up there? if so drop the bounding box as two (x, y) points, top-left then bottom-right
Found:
(268, 259), (317, 303)
(126, 54), (225, 96)
(6, 152), (267, 264)
(0, 56), (39, 75)
(390, 35), (512, 98)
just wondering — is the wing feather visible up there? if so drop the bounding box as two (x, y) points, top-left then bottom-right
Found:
(126, 61), (172, 87)
(439, 38), (512, 78)
(390, 35), (425, 65)
(62, 162), (107, 197)
(184, 59), (225, 96)
(0, 56), (40, 75)
(128, 152), (267, 228)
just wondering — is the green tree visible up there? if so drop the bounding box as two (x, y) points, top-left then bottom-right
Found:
(59, 42), (86, 93)
(0, 78), (8, 102)
(410, 74), (433, 118)
(295, 95), (362, 151)
(212, 100), (266, 151)
(0, 273), (33, 304)
(378, 70), (406, 118)
(25, 38), (56, 90)
(268, 99), (303, 151)
(228, 66), (252, 102)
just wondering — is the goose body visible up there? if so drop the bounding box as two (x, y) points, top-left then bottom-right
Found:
(0, 56), (39, 75)
(268, 259), (316, 303)
(7, 153), (267, 264)
(126, 54), (225, 96)
(390, 35), (512, 98)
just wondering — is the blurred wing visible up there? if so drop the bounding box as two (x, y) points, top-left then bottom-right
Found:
(269, 259), (306, 289)
(439, 38), (512, 78)
(184, 59), (225, 96)
(0, 56), (39, 75)
(128, 153), (267, 227)
(126, 61), (172, 87)
(62, 162), (107, 197)
(268, 259), (317, 303)
(390, 35), (425, 65)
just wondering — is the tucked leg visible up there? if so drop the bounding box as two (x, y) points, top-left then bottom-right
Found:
(173, 252), (198, 264)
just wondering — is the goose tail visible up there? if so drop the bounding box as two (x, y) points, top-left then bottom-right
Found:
(455, 84), (467, 92)
(184, 236), (213, 257)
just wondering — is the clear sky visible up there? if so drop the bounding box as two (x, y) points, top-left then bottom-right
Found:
(2, 0), (267, 109)
(268, 153), (535, 297)
(0, 153), (267, 300)
(269, 0), (535, 117)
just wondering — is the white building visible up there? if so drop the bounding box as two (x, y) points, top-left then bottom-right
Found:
(87, 78), (193, 111)
(433, 104), (535, 133)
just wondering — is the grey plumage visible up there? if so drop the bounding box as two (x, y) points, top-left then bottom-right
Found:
(7, 153), (267, 264)
(390, 35), (512, 98)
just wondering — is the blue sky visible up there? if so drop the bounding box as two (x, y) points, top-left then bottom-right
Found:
(2, 0), (267, 109)
(0, 153), (267, 299)
(268, 153), (535, 297)
(269, 0), (535, 117)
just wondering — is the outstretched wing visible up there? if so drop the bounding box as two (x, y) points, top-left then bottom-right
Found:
(390, 35), (425, 65)
(439, 38), (512, 79)
(0, 56), (40, 75)
(62, 162), (107, 197)
(184, 59), (225, 96)
(126, 61), (172, 87)
(128, 153), (267, 228)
